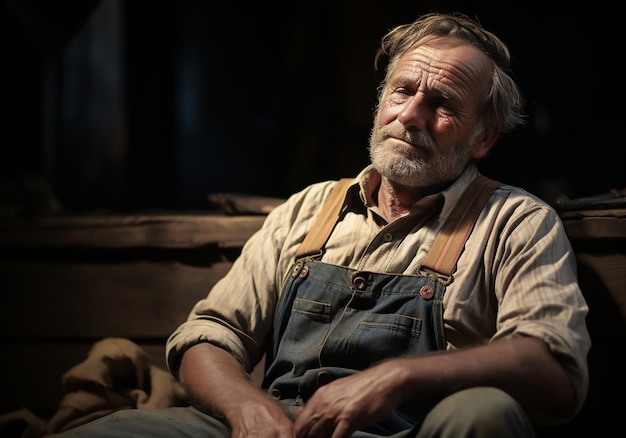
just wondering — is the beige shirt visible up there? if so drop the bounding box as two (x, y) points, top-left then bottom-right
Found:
(167, 163), (590, 417)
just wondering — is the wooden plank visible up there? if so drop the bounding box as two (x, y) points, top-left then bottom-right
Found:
(0, 214), (269, 416)
(560, 208), (626, 220)
(0, 214), (266, 249)
(574, 251), (626, 334)
(561, 209), (626, 240)
(563, 212), (626, 327)
(563, 216), (626, 240)
(1, 258), (234, 339)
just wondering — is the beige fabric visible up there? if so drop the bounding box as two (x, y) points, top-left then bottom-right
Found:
(167, 162), (591, 423)
(48, 337), (186, 434)
(0, 407), (47, 438)
(420, 175), (502, 277)
(0, 338), (187, 438)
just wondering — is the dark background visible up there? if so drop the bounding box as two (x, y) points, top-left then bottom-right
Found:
(1, 0), (624, 214)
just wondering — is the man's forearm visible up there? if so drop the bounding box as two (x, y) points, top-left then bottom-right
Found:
(179, 342), (264, 418)
(180, 342), (297, 437)
(396, 336), (577, 420)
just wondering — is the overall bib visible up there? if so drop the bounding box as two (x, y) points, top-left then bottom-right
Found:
(265, 260), (446, 435)
(263, 176), (501, 436)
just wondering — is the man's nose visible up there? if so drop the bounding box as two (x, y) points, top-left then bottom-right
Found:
(397, 94), (429, 130)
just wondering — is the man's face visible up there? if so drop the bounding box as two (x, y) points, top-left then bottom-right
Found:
(369, 36), (493, 188)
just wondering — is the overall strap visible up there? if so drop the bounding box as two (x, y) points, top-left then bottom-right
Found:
(420, 175), (501, 283)
(295, 175), (502, 280)
(296, 178), (354, 258)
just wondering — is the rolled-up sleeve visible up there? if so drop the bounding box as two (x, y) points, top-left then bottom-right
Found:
(166, 204), (288, 376)
(166, 181), (338, 377)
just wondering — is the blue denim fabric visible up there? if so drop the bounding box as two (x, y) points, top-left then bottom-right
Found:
(264, 260), (446, 435)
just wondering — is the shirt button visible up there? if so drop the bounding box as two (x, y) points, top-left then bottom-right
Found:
(383, 232), (393, 242)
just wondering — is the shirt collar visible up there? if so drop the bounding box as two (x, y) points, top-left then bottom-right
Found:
(349, 163), (481, 222)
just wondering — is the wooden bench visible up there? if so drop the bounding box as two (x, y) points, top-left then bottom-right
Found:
(0, 213), (266, 416)
(553, 208), (626, 435)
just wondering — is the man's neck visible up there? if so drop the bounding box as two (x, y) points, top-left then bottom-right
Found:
(376, 177), (453, 223)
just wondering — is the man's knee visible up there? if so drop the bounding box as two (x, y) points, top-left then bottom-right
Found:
(47, 406), (230, 438)
(417, 387), (535, 438)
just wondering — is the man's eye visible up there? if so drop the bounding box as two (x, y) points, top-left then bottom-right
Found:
(395, 88), (412, 96)
(388, 88), (412, 102)
(431, 96), (454, 112)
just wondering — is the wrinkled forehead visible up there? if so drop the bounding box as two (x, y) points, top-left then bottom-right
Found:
(390, 35), (493, 88)
(407, 35), (492, 72)
(380, 35), (493, 110)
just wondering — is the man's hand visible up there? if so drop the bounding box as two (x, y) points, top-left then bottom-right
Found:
(294, 337), (578, 437)
(229, 396), (296, 438)
(294, 361), (409, 438)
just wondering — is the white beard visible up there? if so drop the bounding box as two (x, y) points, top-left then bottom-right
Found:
(368, 120), (480, 188)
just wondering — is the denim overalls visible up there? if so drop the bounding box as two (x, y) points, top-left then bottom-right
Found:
(263, 176), (500, 436)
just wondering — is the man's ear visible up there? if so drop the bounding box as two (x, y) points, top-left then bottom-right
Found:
(471, 124), (500, 159)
